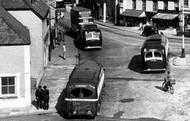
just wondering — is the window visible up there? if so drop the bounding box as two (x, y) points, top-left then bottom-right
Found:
(132, 0), (136, 9)
(146, 51), (153, 58)
(71, 88), (93, 98)
(0, 76), (16, 97)
(154, 51), (162, 57)
(184, 0), (189, 7)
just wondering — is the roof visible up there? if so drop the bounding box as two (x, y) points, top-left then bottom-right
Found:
(0, 0), (50, 20)
(142, 34), (167, 49)
(0, 6), (30, 45)
(71, 6), (91, 12)
(121, 9), (146, 17)
(68, 60), (102, 87)
(152, 13), (178, 20)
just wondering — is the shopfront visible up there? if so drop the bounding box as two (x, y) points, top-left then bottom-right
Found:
(120, 9), (146, 26)
(152, 13), (179, 29)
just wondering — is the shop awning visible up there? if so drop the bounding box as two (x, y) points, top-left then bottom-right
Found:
(152, 13), (178, 20)
(121, 9), (146, 17)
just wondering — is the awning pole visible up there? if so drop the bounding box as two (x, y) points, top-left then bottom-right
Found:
(181, 0), (185, 58)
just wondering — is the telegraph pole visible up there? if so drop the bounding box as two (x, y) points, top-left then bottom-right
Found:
(115, 0), (118, 25)
(181, 0), (185, 58)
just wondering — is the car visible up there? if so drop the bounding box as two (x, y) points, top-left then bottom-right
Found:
(141, 25), (159, 37)
(176, 26), (190, 37)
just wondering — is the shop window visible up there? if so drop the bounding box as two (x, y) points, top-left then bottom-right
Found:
(0, 76), (16, 97)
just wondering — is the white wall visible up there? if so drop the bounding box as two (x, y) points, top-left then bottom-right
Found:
(0, 46), (31, 108)
(9, 11), (44, 80)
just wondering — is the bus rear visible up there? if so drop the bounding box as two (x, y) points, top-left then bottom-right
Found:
(65, 60), (105, 118)
(141, 34), (168, 72)
(65, 84), (98, 117)
(142, 48), (167, 71)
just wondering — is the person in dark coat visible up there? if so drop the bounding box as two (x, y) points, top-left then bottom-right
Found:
(35, 85), (43, 109)
(42, 85), (49, 110)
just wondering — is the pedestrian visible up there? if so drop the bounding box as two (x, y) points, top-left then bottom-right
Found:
(42, 85), (49, 110)
(62, 41), (66, 59)
(35, 85), (43, 109)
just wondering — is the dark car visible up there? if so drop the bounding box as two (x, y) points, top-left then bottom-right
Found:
(176, 26), (190, 37)
(141, 25), (158, 37)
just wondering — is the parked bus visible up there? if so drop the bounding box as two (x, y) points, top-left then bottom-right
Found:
(141, 34), (169, 72)
(65, 60), (105, 118)
(77, 23), (102, 49)
(70, 6), (94, 33)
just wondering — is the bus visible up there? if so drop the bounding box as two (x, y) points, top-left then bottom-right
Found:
(77, 23), (102, 49)
(65, 60), (105, 118)
(141, 34), (169, 72)
(70, 6), (94, 33)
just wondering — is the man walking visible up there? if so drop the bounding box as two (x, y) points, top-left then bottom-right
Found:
(42, 85), (49, 110)
(62, 41), (66, 59)
(35, 85), (43, 109)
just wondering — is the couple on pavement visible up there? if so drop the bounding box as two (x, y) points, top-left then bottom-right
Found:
(35, 85), (49, 110)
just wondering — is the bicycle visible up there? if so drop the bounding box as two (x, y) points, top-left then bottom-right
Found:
(162, 80), (174, 94)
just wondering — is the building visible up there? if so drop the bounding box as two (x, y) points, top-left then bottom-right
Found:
(119, 0), (180, 28)
(119, 0), (190, 29)
(1, 0), (50, 86)
(0, 6), (31, 108)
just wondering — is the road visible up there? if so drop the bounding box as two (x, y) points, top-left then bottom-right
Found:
(78, 25), (190, 121)
(1, 13), (190, 121)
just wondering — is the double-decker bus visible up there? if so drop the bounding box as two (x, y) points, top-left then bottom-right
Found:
(141, 34), (169, 72)
(77, 24), (102, 49)
(70, 6), (94, 33)
(65, 60), (105, 118)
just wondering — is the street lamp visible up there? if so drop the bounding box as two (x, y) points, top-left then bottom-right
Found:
(181, 0), (185, 58)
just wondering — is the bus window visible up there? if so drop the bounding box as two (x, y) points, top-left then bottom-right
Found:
(145, 51), (153, 58)
(154, 51), (162, 57)
(71, 88), (93, 98)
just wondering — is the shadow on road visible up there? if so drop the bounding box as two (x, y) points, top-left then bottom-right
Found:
(128, 54), (143, 73)
(155, 86), (165, 92)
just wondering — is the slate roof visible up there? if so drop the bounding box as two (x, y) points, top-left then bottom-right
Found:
(0, 6), (30, 45)
(0, 0), (50, 20)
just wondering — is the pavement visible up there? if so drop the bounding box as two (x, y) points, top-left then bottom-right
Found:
(0, 11), (190, 119)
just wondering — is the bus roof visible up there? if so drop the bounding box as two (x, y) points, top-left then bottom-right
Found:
(71, 6), (91, 12)
(142, 34), (167, 49)
(68, 60), (102, 87)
